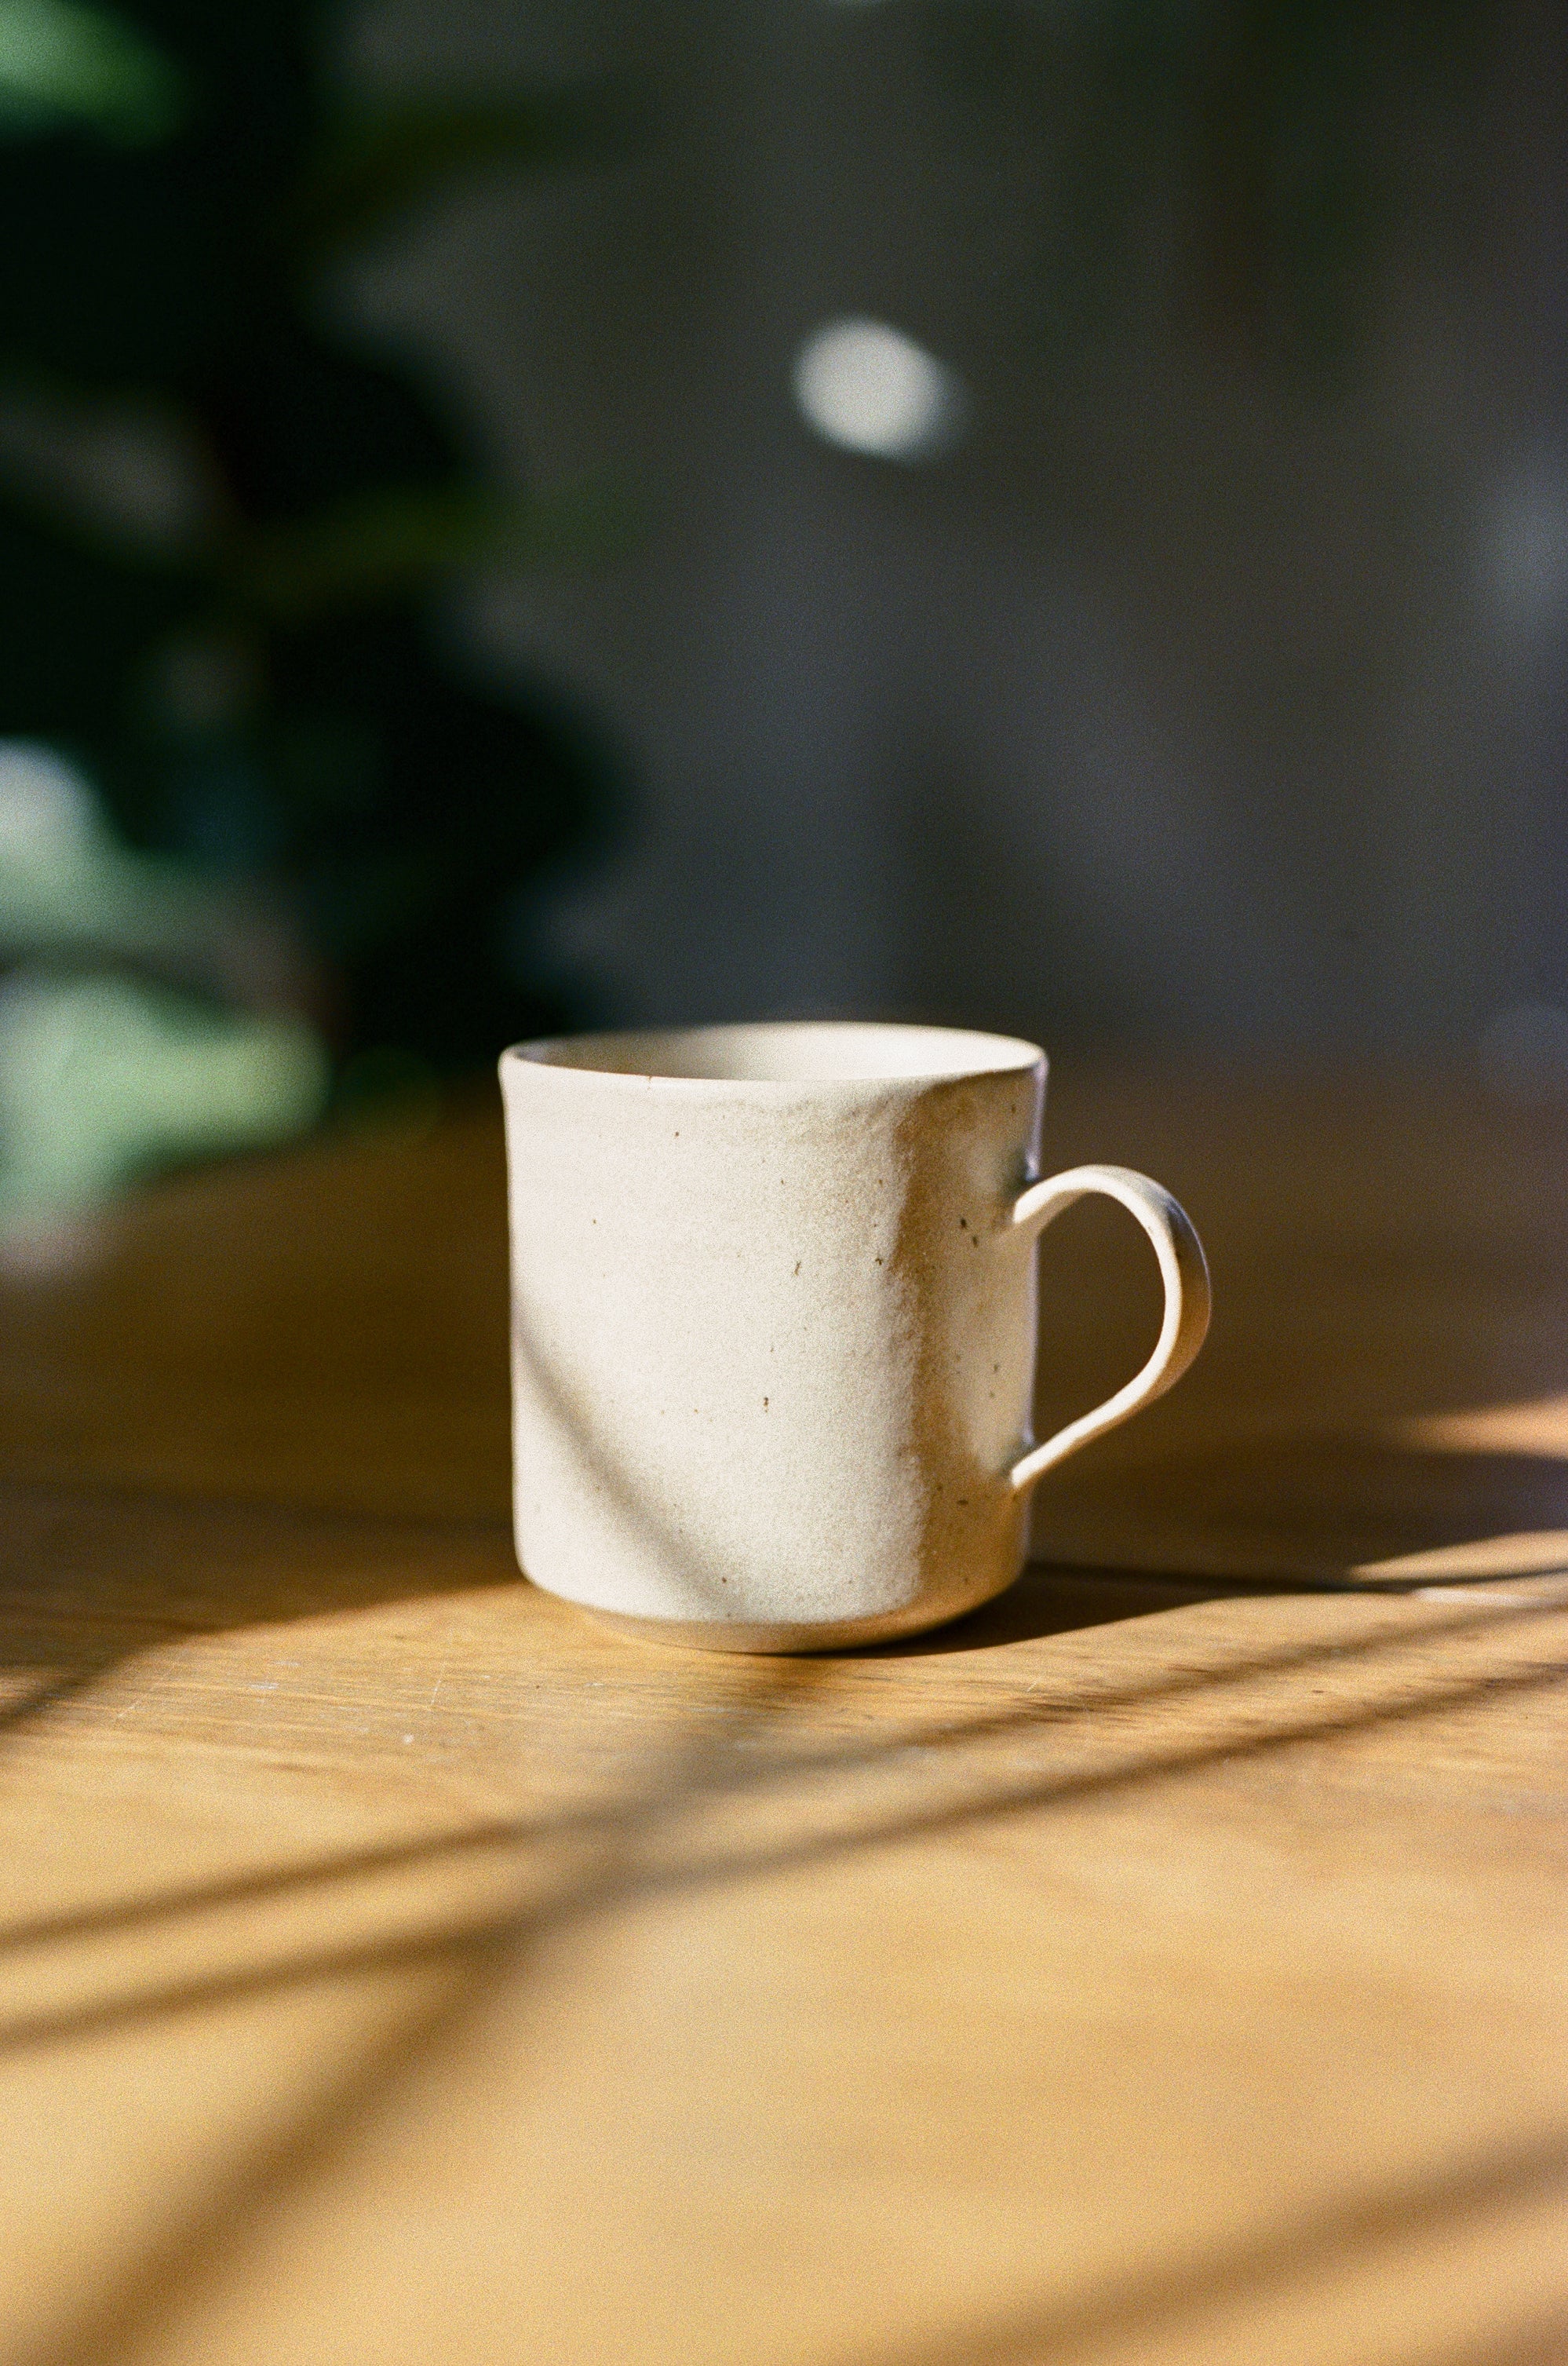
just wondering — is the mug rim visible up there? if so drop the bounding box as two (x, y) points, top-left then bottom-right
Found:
(501, 1019), (1045, 1090)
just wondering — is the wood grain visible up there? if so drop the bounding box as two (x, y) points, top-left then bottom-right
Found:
(0, 1068), (1564, 2366)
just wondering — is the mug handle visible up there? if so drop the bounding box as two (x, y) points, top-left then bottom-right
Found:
(1006, 1165), (1211, 1495)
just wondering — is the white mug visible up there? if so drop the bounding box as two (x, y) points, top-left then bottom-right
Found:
(500, 1022), (1209, 1651)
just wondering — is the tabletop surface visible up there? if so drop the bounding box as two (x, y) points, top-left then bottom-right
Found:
(0, 1064), (1565, 2366)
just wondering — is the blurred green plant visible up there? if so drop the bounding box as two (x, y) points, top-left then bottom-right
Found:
(0, 739), (330, 1257)
(0, 0), (631, 1188)
(0, 0), (184, 143)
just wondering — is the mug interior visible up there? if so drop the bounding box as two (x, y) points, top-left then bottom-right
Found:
(510, 1021), (1043, 1085)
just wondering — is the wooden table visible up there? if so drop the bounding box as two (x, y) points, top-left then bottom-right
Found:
(0, 1065), (1565, 2366)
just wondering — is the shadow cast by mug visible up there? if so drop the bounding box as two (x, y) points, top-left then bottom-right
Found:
(863, 1561), (1299, 1655)
(6, 1428), (1562, 1715)
(861, 1431), (1568, 1655)
(1029, 1431), (1568, 1593)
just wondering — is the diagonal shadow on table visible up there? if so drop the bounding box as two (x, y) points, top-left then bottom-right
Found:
(1429, 2310), (1568, 2366)
(6, 1329), (1568, 2364)
(8, 1598), (1568, 2366)
(0, 1583), (1563, 2059)
(0, 1525), (1563, 2008)
(0, 1557), (1560, 1974)
(6, 1580), (1568, 2365)
(0, 1477), (522, 1748)
(832, 2117), (1568, 2366)
(1027, 1431), (1568, 1596)
(5, 1640), (841, 2366)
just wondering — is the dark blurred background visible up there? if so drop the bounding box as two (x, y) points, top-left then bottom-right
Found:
(0, 0), (1563, 1234)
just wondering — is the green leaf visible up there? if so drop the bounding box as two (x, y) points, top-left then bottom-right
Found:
(0, 0), (185, 144)
(232, 478), (636, 620)
(0, 367), (218, 562)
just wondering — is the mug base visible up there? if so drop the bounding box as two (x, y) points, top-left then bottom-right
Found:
(574, 1594), (992, 1655)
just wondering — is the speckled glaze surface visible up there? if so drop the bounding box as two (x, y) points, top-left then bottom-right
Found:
(500, 1023), (1209, 1650)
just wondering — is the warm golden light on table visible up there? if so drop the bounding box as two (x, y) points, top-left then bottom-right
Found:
(0, 1065), (1564, 2365)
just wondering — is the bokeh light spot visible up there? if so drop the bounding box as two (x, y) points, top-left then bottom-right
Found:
(793, 318), (965, 462)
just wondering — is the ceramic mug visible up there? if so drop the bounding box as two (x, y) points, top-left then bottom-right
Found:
(499, 1021), (1209, 1651)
